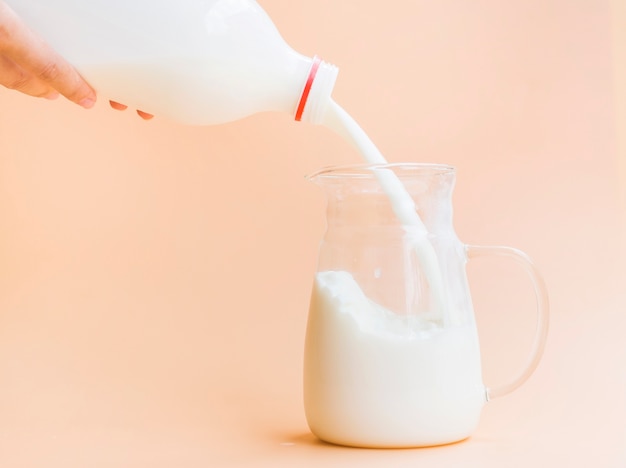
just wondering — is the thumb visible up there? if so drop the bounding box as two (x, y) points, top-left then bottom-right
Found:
(0, 1), (96, 107)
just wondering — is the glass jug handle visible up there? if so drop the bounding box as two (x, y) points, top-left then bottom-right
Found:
(466, 245), (550, 400)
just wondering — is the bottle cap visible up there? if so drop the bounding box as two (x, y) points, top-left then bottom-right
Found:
(295, 56), (338, 124)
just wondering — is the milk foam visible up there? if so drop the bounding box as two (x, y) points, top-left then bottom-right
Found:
(314, 270), (439, 337)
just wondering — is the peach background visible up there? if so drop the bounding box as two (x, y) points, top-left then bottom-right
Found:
(1, 0), (625, 466)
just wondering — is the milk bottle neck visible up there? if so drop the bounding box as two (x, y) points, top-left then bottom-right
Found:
(295, 56), (339, 125)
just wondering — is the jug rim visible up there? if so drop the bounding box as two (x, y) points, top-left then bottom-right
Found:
(306, 162), (455, 181)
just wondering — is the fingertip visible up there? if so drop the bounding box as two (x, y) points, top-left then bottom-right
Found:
(137, 110), (154, 120)
(109, 101), (129, 111)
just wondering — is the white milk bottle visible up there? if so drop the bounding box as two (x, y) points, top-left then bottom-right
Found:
(5, 0), (339, 125)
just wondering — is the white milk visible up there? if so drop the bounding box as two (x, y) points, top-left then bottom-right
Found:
(304, 101), (481, 447)
(303, 271), (486, 448)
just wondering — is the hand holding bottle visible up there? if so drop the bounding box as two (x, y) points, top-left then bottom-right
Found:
(0, 0), (152, 119)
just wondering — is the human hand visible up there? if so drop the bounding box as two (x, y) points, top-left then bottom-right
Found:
(0, 1), (152, 119)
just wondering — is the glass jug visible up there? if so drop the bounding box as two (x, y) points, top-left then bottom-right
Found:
(303, 163), (549, 448)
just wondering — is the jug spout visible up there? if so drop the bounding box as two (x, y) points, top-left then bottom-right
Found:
(306, 163), (457, 235)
